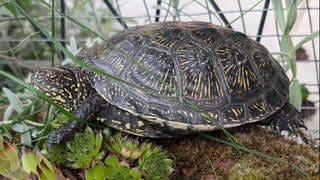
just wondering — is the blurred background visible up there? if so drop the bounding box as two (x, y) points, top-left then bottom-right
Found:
(0, 0), (319, 143)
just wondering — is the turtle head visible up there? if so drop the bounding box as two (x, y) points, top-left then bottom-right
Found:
(32, 66), (91, 110)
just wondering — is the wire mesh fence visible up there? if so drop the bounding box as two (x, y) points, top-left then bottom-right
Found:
(0, 0), (319, 130)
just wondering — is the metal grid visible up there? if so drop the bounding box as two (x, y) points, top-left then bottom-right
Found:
(0, 0), (319, 127)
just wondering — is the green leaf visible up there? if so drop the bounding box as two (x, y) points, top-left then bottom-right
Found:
(0, 1), (11, 8)
(67, 127), (103, 169)
(37, 159), (56, 180)
(300, 85), (310, 101)
(22, 151), (58, 180)
(289, 78), (302, 110)
(272, 0), (286, 32)
(20, 123), (32, 146)
(85, 37), (102, 48)
(21, 148), (40, 174)
(105, 155), (120, 168)
(66, 36), (80, 55)
(280, 36), (294, 56)
(0, 140), (29, 180)
(280, 35), (296, 76)
(2, 87), (23, 113)
(284, 0), (299, 34)
(294, 31), (320, 51)
(94, 133), (103, 155)
(119, 166), (130, 177)
(0, 136), (4, 150)
(4, 2), (18, 16)
(130, 168), (142, 180)
(104, 166), (115, 177)
(85, 162), (108, 180)
(4, 0), (30, 16)
(3, 105), (14, 121)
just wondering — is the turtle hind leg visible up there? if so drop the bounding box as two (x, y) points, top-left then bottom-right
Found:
(262, 102), (307, 133)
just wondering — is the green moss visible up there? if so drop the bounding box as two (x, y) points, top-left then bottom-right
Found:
(228, 160), (267, 180)
(155, 125), (319, 179)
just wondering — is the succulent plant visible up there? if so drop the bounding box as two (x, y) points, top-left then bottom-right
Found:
(0, 135), (65, 180)
(139, 147), (174, 180)
(105, 132), (174, 179)
(66, 126), (104, 168)
(85, 155), (142, 180)
(21, 148), (58, 180)
(0, 136), (29, 180)
(106, 133), (147, 160)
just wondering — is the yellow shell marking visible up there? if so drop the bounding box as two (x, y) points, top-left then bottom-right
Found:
(51, 95), (65, 103)
(177, 43), (223, 99)
(227, 107), (243, 122)
(217, 46), (259, 93)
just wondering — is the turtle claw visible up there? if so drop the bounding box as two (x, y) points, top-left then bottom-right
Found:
(263, 103), (307, 135)
(269, 115), (307, 134)
(47, 121), (85, 148)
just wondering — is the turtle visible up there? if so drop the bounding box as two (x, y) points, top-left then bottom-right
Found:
(32, 21), (306, 146)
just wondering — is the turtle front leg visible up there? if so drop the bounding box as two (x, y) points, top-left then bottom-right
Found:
(47, 121), (84, 148)
(262, 102), (307, 133)
(47, 94), (105, 147)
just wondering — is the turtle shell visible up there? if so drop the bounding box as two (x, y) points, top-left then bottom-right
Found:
(78, 21), (289, 133)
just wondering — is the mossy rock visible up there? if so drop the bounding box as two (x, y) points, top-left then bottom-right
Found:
(153, 125), (319, 179)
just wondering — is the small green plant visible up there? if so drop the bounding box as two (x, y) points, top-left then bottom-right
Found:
(66, 126), (104, 168)
(85, 161), (109, 180)
(48, 126), (104, 168)
(106, 132), (148, 160)
(47, 129), (174, 179)
(85, 155), (142, 180)
(106, 132), (174, 179)
(139, 146), (174, 180)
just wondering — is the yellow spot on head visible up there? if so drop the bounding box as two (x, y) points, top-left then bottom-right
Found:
(125, 123), (131, 129)
(52, 95), (66, 103)
(112, 120), (121, 124)
(138, 120), (144, 127)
